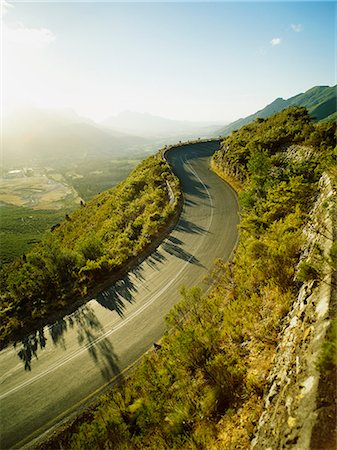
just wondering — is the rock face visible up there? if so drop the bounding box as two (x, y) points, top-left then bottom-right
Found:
(252, 173), (336, 449)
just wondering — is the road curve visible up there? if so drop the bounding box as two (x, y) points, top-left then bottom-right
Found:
(0, 141), (239, 449)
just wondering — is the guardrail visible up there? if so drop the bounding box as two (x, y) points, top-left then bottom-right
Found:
(160, 136), (222, 161)
(160, 137), (223, 206)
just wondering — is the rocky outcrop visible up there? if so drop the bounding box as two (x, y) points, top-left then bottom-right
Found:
(252, 173), (336, 449)
(212, 143), (246, 183)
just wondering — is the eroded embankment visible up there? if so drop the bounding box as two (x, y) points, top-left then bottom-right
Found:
(252, 173), (336, 449)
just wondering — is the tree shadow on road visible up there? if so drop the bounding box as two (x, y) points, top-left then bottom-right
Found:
(180, 169), (210, 200)
(145, 249), (167, 270)
(176, 218), (208, 235)
(14, 304), (121, 381)
(49, 318), (68, 350)
(96, 274), (137, 317)
(76, 312), (120, 381)
(184, 198), (197, 207)
(13, 250), (167, 374)
(162, 236), (204, 267)
(15, 329), (47, 371)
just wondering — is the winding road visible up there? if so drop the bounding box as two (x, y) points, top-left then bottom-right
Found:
(0, 141), (239, 449)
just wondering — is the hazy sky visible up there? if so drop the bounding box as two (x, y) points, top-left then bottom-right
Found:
(2, 1), (336, 123)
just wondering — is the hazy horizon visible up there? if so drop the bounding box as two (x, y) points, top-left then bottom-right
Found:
(3, 105), (226, 127)
(2, 1), (335, 123)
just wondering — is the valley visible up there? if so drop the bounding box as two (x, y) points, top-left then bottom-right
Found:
(0, 169), (81, 210)
(0, 159), (143, 265)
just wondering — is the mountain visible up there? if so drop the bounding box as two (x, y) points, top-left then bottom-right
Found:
(215, 85), (337, 136)
(102, 111), (223, 139)
(2, 108), (148, 167)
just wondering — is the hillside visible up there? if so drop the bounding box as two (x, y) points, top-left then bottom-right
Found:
(2, 108), (148, 167)
(216, 85), (337, 136)
(102, 111), (222, 139)
(0, 155), (181, 347)
(39, 108), (336, 449)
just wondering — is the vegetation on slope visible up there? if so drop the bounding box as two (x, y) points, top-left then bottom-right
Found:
(0, 155), (180, 348)
(0, 159), (142, 266)
(43, 108), (336, 449)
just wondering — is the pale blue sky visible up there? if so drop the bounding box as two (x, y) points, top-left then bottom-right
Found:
(2, 1), (336, 122)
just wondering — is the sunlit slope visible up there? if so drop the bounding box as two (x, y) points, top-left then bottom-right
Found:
(0, 155), (180, 347)
(48, 108), (336, 450)
(216, 85), (337, 136)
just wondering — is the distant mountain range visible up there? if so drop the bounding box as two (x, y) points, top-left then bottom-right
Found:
(3, 108), (150, 167)
(215, 85), (337, 136)
(101, 111), (223, 139)
(3, 85), (335, 168)
(3, 109), (223, 167)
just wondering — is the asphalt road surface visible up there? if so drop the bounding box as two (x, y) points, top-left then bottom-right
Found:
(0, 141), (239, 449)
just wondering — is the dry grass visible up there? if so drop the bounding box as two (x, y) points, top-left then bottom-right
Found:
(210, 160), (244, 193)
(213, 395), (264, 450)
